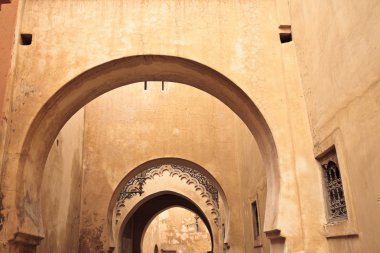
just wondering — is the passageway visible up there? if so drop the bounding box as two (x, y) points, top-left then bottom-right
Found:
(120, 194), (212, 253)
(2, 1), (379, 253)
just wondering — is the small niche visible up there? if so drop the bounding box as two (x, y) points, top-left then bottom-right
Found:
(20, 33), (33, 46)
(279, 25), (292, 43)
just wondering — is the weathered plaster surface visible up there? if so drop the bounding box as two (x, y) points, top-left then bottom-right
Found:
(0, 0), (18, 115)
(37, 109), (84, 253)
(290, 0), (380, 252)
(235, 118), (269, 253)
(0, 1), (343, 252)
(81, 83), (259, 252)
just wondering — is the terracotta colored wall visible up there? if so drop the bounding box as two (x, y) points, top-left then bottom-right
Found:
(37, 109), (84, 253)
(0, 0), (18, 116)
(290, 1), (380, 252)
(0, 0), (18, 211)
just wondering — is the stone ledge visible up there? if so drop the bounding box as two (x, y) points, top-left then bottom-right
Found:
(265, 229), (284, 240)
(9, 232), (44, 246)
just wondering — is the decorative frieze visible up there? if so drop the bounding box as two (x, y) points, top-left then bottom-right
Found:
(116, 164), (220, 226)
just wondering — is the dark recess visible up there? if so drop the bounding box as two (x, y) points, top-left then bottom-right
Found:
(280, 32), (292, 43)
(21, 33), (33, 45)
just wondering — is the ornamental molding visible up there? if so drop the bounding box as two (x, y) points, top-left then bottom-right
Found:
(115, 164), (220, 227)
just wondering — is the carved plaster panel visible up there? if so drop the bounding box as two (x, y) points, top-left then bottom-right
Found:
(116, 164), (220, 226)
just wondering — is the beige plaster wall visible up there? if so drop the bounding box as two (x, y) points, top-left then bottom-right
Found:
(37, 109), (84, 253)
(1, 0), (330, 252)
(142, 207), (211, 253)
(0, 0), (378, 252)
(290, 0), (380, 252)
(235, 118), (269, 253)
(80, 82), (259, 252)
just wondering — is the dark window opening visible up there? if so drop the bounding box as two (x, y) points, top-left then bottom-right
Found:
(20, 33), (33, 46)
(279, 25), (292, 43)
(252, 201), (260, 240)
(279, 32), (292, 43)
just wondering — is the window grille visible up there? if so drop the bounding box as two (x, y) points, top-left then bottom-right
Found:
(320, 148), (348, 222)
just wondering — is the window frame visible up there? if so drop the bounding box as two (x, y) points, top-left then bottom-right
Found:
(250, 195), (263, 248)
(319, 147), (348, 223)
(315, 130), (358, 238)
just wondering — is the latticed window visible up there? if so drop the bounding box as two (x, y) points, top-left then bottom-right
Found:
(320, 148), (348, 222)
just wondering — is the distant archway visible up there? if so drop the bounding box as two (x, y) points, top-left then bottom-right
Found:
(108, 157), (230, 246)
(120, 194), (213, 253)
(13, 55), (280, 245)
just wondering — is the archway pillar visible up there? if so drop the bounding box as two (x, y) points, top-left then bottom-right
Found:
(8, 232), (43, 253)
(265, 229), (286, 253)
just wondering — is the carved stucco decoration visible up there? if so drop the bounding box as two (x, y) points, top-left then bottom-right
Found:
(116, 164), (221, 227)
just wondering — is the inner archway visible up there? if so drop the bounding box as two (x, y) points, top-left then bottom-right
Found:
(120, 194), (213, 253)
(142, 207), (212, 253)
(109, 158), (229, 253)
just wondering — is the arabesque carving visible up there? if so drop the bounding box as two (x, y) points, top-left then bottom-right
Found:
(116, 164), (220, 226)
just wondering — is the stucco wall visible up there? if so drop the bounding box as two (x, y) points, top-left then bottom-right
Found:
(80, 82), (263, 252)
(0, 0), (378, 252)
(0, 1), (329, 252)
(290, 0), (380, 252)
(37, 109), (84, 253)
(235, 117), (269, 253)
